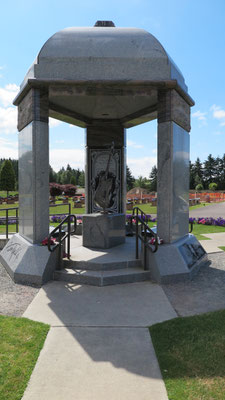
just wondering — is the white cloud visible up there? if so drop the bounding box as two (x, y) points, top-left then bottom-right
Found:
(50, 148), (85, 171)
(127, 156), (157, 178)
(0, 136), (18, 159)
(49, 117), (62, 128)
(0, 84), (19, 107)
(127, 140), (144, 149)
(55, 139), (65, 144)
(192, 110), (207, 121)
(0, 84), (19, 134)
(0, 106), (17, 134)
(211, 104), (225, 125)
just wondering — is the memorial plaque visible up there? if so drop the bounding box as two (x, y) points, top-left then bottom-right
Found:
(90, 149), (121, 213)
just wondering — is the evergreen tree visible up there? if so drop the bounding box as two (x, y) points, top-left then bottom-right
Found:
(204, 154), (216, 187)
(78, 171), (85, 187)
(49, 165), (57, 183)
(70, 175), (76, 185)
(219, 154), (225, 190)
(0, 159), (16, 197)
(192, 157), (204, 188)
(189, 162), (195, 189)
(126, 166), (135, 191)
(134, 176), (149, 189)
(149, 165), (157, 192)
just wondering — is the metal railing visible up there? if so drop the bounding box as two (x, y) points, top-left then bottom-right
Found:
(47, 214), (77, 270)
(131, 207), (158, 270)
(0, 207), (19, 239)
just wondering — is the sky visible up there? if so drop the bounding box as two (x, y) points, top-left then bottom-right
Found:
(0, 0), (225, 177)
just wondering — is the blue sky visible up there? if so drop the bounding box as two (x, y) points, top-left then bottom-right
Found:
(0, 0), (225, 177)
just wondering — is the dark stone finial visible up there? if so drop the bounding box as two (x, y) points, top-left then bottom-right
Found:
(94, 21), (115, 27)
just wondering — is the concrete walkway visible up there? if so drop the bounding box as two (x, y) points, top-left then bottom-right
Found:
(189, 201), (225, 218)
(22, 281), (177, 400)
(199, 232), (225, 253)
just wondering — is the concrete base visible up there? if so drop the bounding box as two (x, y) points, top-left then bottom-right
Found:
(144, 234), (208, 284)
(0, 233), (59, 286)
(82, 213), (125, 249)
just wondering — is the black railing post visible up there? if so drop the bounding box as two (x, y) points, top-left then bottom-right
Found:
(58, 226), (62, 270)
(144, 224), (147, 270)
(16, 208), (18, 233)
(135, 214), (139, 259)
(67, 216), (71, 260)
(6, 209), (8, 239)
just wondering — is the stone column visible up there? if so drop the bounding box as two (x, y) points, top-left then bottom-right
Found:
(85, 121), (126, 214)
(157, 89), (190, 243)
(17, 88), (49, 244)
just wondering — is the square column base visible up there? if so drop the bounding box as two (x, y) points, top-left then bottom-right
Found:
(143, 234), (208, 284)
(83, 213), (125, 249)
(0, 234), (58, 286)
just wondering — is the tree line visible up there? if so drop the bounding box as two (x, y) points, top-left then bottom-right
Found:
(1, 154), (225, 195)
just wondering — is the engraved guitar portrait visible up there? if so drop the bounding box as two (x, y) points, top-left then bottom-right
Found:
(93, 142), (116, 213)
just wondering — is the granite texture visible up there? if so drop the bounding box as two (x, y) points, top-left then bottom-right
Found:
(19, 121), (49, 244)
(143, 234), (208, 284)
(18, 88), (48, 132)
(82, 213), (125, 249)
(158, 89), (190, 131)
(157, 121), (190, 243)
(0, 234), (58, 286)
(21, 26), (187, 92)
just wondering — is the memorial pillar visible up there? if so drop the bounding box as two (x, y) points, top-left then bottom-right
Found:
(17, 88), (49, 244)
(85, 121), (126, 214)
(157, 89), (190, 243)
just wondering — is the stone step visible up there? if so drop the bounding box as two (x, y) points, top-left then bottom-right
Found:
(54, 267), (151, 286)
(63, 257), (142, 271)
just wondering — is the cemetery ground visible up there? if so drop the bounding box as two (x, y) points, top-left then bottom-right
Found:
(1, 199), (225, 399)
(0, 316), (49, 400)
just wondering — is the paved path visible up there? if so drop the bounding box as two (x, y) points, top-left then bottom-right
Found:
(199, 232), (225, 253)
(189, 201), (225, 218)
(22, 281), (176, 400)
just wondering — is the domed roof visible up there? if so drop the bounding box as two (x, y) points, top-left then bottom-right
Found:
(22, 23), (187, 92)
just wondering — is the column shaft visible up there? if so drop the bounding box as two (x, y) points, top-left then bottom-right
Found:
(18, 89), (49, 244)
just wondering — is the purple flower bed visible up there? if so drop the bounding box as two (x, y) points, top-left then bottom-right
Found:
(0, 218), (18, 225)
(189, 217), (225, 226)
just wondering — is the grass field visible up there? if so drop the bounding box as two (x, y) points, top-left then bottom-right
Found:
(0, 315), (49, 400)
(150, 310), (225, 400)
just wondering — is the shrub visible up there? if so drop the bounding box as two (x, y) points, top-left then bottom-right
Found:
(61, 184), (77, 197)
(49, 183), (63, 196)
(208, 182), (218, 191)
(195, 183), (204, 191)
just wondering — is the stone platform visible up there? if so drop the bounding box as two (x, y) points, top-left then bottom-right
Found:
(54, 236), (150, 286)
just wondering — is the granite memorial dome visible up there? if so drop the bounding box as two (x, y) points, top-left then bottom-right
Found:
(22, 22), (187, 92)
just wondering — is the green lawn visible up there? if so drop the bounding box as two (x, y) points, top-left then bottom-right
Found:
(219, 246), (225, 252)
(150, 310), (225, 400)
(0, 315), (49, 400)
(191, 224), (225, 240)
(0, 191), (18, 198)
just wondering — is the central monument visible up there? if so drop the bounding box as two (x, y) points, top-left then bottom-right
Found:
(0, 20), (207, 285)
(83, 140), (126, 248)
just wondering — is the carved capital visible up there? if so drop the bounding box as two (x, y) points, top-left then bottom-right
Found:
(158, 89), (190, 131)
(18, 88), (49, 131)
